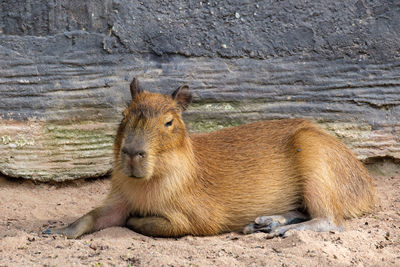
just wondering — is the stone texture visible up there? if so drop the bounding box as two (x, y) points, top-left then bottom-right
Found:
(0, 0), (399, 181)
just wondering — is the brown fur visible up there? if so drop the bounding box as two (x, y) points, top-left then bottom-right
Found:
(109, 84), (375, 236)
(45, 79), (375, 238)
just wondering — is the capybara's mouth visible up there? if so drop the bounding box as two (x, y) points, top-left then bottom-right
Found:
(128, 173), (146, 179)
(121, 163), (148, 179)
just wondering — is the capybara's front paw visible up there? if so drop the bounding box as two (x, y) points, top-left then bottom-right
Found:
(43, 225), (83, 239)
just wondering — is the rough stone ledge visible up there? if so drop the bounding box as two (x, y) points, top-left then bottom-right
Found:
(1, 55), (399, 181)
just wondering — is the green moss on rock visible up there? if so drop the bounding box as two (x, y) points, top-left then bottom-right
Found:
(188, 119), (244, 133)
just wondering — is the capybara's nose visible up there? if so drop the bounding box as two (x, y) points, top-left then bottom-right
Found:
(122, 146), (146, 159)
(134, 150), (146, 159)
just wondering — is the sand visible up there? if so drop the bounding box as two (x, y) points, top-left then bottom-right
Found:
(1, 161), (399, 266)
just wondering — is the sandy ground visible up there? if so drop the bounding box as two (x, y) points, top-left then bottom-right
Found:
(1, 161), (399, 267)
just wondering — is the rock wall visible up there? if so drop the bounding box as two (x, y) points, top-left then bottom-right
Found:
(0, 0), (399, 181)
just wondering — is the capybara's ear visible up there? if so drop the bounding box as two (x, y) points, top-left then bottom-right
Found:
(172, 85), (192, 111)
(130, 77), (142, 99)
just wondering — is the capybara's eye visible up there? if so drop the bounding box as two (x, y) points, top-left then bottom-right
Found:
(121, 147), (129, 154)
(164, 119), (173, 127)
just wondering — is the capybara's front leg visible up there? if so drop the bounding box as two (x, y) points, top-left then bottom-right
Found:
(127, 216), (179, 237)
(43, 201), (129, 239)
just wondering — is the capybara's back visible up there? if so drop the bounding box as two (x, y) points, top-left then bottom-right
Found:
(45, 78), (375, 239)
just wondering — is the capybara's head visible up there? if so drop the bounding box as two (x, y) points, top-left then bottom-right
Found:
(114, 78), (192, 180)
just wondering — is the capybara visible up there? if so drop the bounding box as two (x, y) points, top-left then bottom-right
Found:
(44, 78), (375, 238)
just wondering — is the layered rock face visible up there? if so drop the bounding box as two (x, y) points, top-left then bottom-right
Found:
(0, 0), (399, 181)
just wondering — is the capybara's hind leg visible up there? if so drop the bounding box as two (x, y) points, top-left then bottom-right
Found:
(262, 217), (344, 239)
(243, 211), (308, 234)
